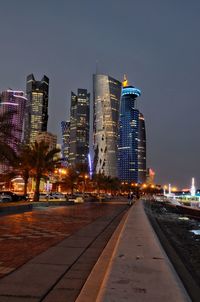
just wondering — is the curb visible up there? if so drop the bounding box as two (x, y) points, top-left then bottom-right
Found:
(0, 201), (75, 215)
(75, 207), (130, 302)
(0, 203), (33, 214)
(90, 200), (191, 302)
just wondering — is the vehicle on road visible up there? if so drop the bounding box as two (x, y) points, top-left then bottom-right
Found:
(38, 193), (49, 201)
(67, 195), (84, 203)
(48, 192), (66, 199)
(36, 192), (66, 201)
(0, 192), (12, 202)
(28, 192), (66, 202)
(0, 191), (28, 202)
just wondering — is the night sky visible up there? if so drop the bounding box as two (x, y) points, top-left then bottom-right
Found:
(0, 0), (200, 188)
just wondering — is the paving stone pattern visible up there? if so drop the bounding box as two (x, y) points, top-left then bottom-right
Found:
(0, 203), (122, 278)
(0, 202), (128, 302)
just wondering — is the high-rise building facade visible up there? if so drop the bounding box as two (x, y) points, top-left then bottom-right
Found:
(69, 89), (90, 166)
(118, 77), (143, 183)
(24, 74), (49, 144)
(0, 89), (27, 152)
(0, 89), (27, 173)
(93, 74), (121, 177)
(138, 113), (146, 183)
(61, 121), (70, 166)
(36, 131), (57, 151)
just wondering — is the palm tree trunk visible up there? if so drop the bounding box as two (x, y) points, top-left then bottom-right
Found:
(24, 178), (28, 195)
(23, 172), (29, 195)
(33, 176), (41, 202)
(71, 185), (74, 195)
(97, 184), (100, 196)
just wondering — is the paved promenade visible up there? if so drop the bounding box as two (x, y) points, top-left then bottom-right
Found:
(77, 200), (191, 302)
(0, 199), (193, 301)
(0, 202), (128, 301)
(0, 203), (125, 279)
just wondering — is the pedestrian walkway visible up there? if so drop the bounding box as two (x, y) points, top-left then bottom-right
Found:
(77, 200), (191, 302)
(0, 204), (127, 302)
(0, 199), (192, 301)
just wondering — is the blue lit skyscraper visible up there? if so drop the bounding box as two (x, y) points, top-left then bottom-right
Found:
(118, 76), (145, 183)
(138, 112), (146, 183)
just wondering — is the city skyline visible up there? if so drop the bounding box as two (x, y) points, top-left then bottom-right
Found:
(0, 0), (199, 187)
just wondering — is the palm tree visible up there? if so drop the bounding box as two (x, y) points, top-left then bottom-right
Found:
(63, 167), (78, 195)
(75, 163), (89, 193)
(0, 110), (19, 165)
(107, 177), (120, 195)
(0, 170), (17, 190)
(16, 144), (33, 195)
(93, 173), (107, 195)
(31, 141), (60, 202)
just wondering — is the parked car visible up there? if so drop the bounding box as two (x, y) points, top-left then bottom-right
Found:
(0, 191), (28, 202)
(48, 192), (66, 200)
(67, 195), (84, 203)
(0, 192), (12, 203)
(28, 193), (48, 202)
(38, 193), (49, 201)
(37, 192), (66, 201)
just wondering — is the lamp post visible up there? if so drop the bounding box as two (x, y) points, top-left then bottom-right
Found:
(83, 174), (88, 196)
(53, 168), (68, 192)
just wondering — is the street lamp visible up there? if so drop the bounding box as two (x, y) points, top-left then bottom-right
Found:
(83, 174), (89, 195)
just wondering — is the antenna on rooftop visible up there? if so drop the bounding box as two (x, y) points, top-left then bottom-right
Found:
(122, 74), (128, 87)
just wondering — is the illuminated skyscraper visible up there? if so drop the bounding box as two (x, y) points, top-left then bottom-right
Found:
(0, 89), (27, 152)
(93, 74), (121, 177)
(69, 89), (90, 166)
(36, 131), (57, 151)
(138, 112), (146, 183)
(118, 76), (143, 183)
(61, 121), (70, 166)
(24, 74), (49, 144)
(0, 90), (27, 173)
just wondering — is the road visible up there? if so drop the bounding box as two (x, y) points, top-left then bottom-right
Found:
(0, 202), (128, 281)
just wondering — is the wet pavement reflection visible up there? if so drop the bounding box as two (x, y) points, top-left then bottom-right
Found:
(0, 203), (123, 278)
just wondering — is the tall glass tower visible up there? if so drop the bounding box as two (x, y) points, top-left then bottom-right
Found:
(24, 74), (49, 144)
(118, 77), (142, 183)
(138, 113), (146, 183)
(69, 89), (90, 166)
(0, 90), (27, 152)
(0, 90), (27, 173)
(93, 74), (121, 177)
(61, 120), (70, 166)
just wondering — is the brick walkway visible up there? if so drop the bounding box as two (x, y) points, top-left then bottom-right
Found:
(0, 203), (120, 278)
